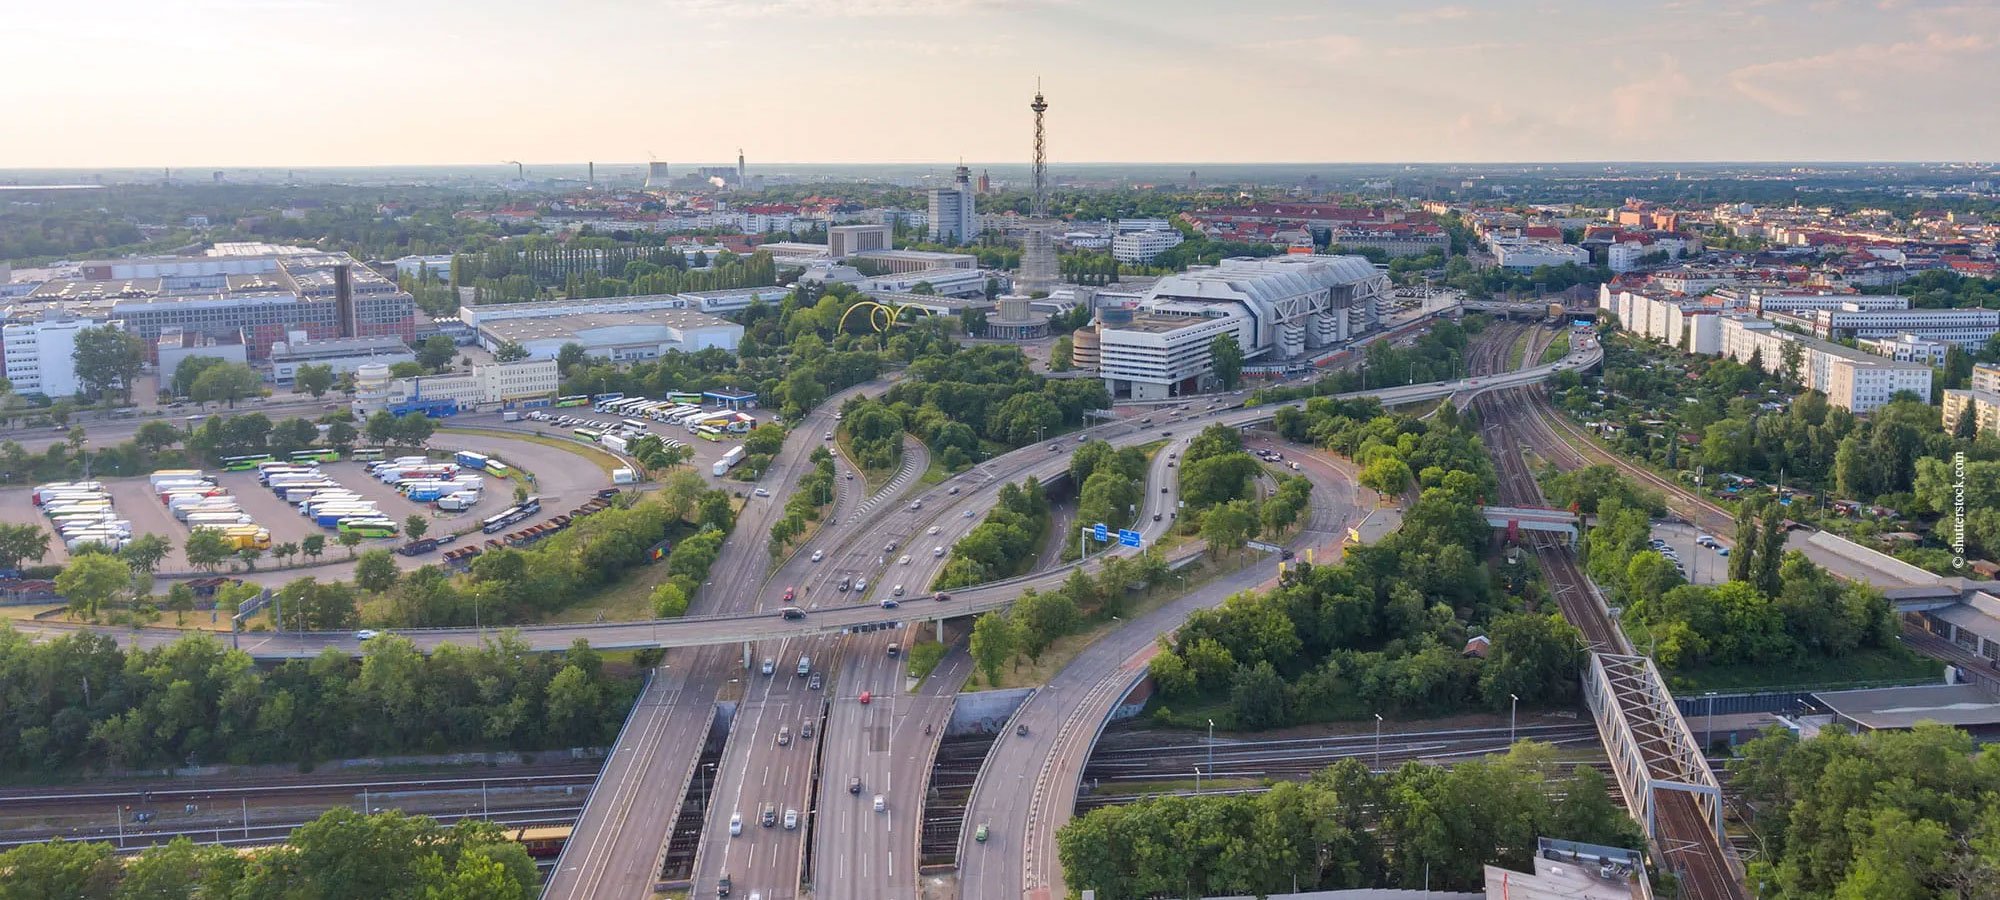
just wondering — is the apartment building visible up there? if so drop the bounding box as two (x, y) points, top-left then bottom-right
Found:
(1597, 285), (1722, 354)
(1858, 332), (1951, 366)
(1802, 305), (2000, 344)
(1944, 364), (2000, 436)
(927, 165), (978, 245)
(1719, 316), (1931, 412)
(1492, 241), (1591, 271)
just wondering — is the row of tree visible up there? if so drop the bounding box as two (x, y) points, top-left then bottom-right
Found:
(767, 447), (838, 555)
(935, 479), (1052, 588)
(968, 549), (1176, 685)
(0, 808), (539, 900)
(1058, 744), (1641, 898)
(0, 627), (638, 772)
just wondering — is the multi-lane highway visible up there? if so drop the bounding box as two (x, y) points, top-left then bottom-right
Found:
(958, 438), (1388, 900)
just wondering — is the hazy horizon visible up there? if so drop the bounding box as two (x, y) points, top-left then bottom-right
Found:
(6, 0), (1997, 169)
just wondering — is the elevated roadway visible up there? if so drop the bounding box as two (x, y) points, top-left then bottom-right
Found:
(12, 338), (1600, 662)
(958, 443), (1388, 900)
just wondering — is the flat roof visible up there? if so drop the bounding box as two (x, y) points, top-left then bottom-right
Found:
(478, 310), (736, 344)
(1814, 683), (2000, 730)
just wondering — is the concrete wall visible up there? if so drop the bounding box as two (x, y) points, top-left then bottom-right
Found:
(947, 687), (1033, 736)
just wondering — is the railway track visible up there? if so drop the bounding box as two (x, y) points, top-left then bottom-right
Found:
(1468, 324), (1744, 900)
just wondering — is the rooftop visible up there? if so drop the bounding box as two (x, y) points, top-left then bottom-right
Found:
(1814, 683), (2000, 730)
(476, 309), (738, 345)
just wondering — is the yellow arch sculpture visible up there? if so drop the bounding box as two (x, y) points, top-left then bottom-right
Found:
(837, 299), (935, 334)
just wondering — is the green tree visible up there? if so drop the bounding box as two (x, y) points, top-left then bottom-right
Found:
(1051, 334), (1074, 371)
(1209, 332), (1245, 390)
(404, 514), (430, 542)
(55, 553), (127, 620)
(338, 529), (364, 559)
(1199, 499), (1259, 556)
(650, 581), (689, 618)
(190, 362), (263, 408)
(1013, 589), (1081, 661)
(133, 420), (182, 453)
(118, 837), (238, 900)
(0, 838), (119, 900)
(293, 363), (336, 399)
(356, 549), (400, 594)
(0, 522), (52, 571)
(70, 326), (145, 403)
(119, 533), (171, 577)
(171, 355), (224, 398)
(556, 342), (589, 376)
(970, 611), (1019, 685)
(325, 418), (359, 452)
(494, 341), (530, 362)
(365, 410), (400, 446)
(164, 581), (196, 625)
(183, 528), (232, 572)
(301, 533), (326, 561)
(1230, 660), (1289, 730)
(418, 335), (457, 371)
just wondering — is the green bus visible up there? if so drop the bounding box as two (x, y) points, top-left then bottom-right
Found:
(555, 395), (590, 408)
(573, 428), (603, 442)
(665, 391), (702, 404)
(222, 454), (274, 471)
(337, 519), (399, 538)
(292, 449), (340, 463)
(351, 448), (385, 462)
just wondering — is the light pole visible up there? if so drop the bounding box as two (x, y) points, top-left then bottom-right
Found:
(1704, 692), (1717, 749)
(1509, 693), (1518, 747)
(1374, 713), (1384, 770)
(1206, 719), (1214, 791)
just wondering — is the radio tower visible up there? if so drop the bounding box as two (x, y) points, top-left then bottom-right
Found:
(1031, 87), (1049, 218)
(1019, 84), (1057, 295)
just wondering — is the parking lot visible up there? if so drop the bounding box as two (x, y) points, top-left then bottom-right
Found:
(1649, 519), (1730, 585)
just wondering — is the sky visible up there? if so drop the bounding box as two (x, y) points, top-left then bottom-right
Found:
(3, 0), (1996, 168)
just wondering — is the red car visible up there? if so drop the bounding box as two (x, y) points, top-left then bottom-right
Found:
(783, 586), (796, 602)
(859, 691), (873, 705)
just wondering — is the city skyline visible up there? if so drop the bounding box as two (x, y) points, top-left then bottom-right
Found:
(5, 0), (1997, 168)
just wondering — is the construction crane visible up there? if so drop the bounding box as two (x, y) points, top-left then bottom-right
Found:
(501, 160), (523, 179)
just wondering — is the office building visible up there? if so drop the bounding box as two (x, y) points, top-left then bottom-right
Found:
(353, 358), (559, 417)
(1, 309), (106, 397)
(1719, 316), (1931, 413)
(927, 165), (978, 245)
(858, 267), (989, 298)
(1728, 289), (1907, 315)
(1110, 229), (1185, 264)
(828, 224), (892, 258)
(1096, 255), (1387, 400)
(1794, 305), (2000, 344)
(155, 331), (248, 386)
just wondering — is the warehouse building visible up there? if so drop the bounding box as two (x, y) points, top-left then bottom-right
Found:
(462, 297), (742, 361)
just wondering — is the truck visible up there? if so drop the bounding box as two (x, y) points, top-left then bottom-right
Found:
(455, 451), (491, 470)
(612, 467), (637, 485)
(435, 491), (481, 512)
(599, 433), (629, 454)
(398, 538), (440, 556)
(146, 471), (203, 489)
(501, 410), (521, 422)
(713, 445), (747, 477)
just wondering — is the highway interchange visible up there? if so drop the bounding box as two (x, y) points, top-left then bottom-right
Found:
(13, 332), (1602, 900)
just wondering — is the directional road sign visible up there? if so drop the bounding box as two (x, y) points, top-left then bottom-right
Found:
(1119, 529), (1142, 548)
(1093, 523), (1109, 542)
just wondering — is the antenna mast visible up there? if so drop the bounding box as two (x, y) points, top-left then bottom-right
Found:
(1031, 84), (1049, 218)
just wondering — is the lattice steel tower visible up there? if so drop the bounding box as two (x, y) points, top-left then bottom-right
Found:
(1030, 87), (1049, 218)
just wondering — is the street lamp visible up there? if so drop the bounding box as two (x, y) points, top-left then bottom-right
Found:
(1509, 693), (1519, 747)
(1206, 719), (1215, 791)
(1374, 713), (1384, 770)
(1704, 692), (1718, 750)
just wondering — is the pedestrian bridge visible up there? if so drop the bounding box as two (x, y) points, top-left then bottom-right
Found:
(1484, 505), (1581, 544)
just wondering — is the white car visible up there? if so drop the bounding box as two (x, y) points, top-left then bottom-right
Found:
(753, 488), (771, 497)
(729, 812), (742, 836)
(963, 509), (975, 518)
(855, 578), (868, 592)
(811, 550), (824, 562)
(824, 431), (833, 440)
(927, 525), (940, 535)
(873, 794), (886, 813)
(354, 629), (380, 641)
(899, 555), (911, 566)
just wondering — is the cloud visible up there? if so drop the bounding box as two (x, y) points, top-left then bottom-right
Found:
(1609, 57), (1695, 137)
(1394, 5), (1474, 25)
(659, 0), (1065, 17)
(1241, 32), (1365, 60)
(1728, 28), (1997, 116)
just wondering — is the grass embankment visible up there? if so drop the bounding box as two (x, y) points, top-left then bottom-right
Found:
(986, 555), (1243, 691)
(1664, 647), (1942, 694)
(1540, 332), (1572, 364)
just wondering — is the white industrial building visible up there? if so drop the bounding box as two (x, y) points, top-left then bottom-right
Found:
(352, 358), (559, 417)
(1719, 316), (1931, 413)
(1, 309), (107, 397)
(1492, 241), (1591, 271)
(461, 297), (742, 361)
(1727, 289), (1909, 315)
(927, 165), (978, 245)
(1095, 255), (1387, 400)
(858, 267), (988, 298)
(1788, 305), (2000, 345)
(1110, 229), (1185, 264)
(267, 335), (416, 384)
